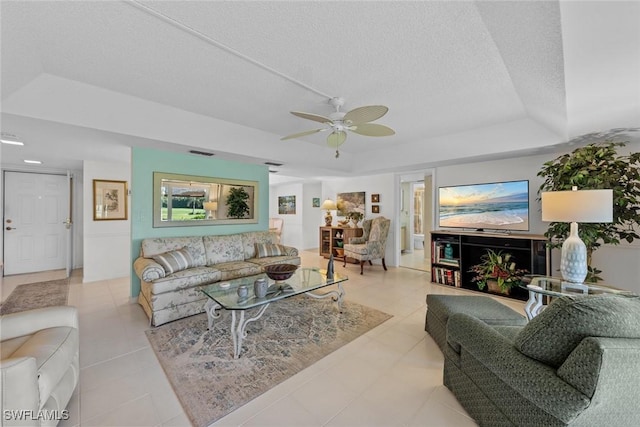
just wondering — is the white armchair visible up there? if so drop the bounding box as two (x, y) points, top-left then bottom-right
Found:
(1, 306), (79, 426)
(269, 218), (284, 243)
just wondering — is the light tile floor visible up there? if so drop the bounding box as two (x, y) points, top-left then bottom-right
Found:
(1, 251), (526, 427)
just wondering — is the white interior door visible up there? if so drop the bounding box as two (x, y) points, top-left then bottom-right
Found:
(3, 172), (69, 276)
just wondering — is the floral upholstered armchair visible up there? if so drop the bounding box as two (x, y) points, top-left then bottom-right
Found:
(343, 217), (391, 274)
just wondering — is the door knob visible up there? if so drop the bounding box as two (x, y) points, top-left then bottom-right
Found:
(6, 226), (16, 230)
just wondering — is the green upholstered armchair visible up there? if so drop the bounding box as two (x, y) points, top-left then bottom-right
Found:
(444, 294), (640, 426)
(343, 217), (390, 274)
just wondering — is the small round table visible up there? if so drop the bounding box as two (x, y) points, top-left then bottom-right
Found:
(520, 275), (634, 320)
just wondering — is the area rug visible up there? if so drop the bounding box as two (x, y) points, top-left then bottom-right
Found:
(146, 296), (392, 427)
(0, 278), (70, 315)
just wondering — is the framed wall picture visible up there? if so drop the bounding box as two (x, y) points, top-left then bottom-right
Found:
(93, 179), (128, 220)
(278, 195), (296, 214)
(372, 205), (380, 213)
(312, 197), (320, 207)
(371, 194), (380, 203)
(336, 191), (365, 217)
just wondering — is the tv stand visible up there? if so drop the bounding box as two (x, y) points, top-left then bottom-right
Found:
(430, 230), (550, 301)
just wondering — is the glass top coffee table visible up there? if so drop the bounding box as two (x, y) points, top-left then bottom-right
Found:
(201, 267), (348, 358)
(521, 275), (635, 320)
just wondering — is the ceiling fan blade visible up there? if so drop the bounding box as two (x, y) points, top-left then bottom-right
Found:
(281, 129), (325, 140)
(326, 131), (347, 148)
(343, 105), (389, 125)
(291, 111), (332, 124)
(350, 123), (396, 137)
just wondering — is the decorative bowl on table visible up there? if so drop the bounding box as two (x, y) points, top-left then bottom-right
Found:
(263, 263), (298, 282)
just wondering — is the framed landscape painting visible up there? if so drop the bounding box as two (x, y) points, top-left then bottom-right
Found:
(336, 191), (365, 217)
(278, 195), (296, 214)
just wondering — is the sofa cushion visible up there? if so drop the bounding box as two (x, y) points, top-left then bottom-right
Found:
(141, 236), (207, 267)
(246, 255), (301, 267)
(144, 266), (221, 296)
(255, 243), (285, 258)
(203, 234), (245, 265)
(515, 294), (640, 368)
(241, 231), (277, 259)
(214, 261), (262, 281)
(152, 248), (195, 274)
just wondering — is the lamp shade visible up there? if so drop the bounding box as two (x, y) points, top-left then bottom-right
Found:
(203, 201), (218, 211)
(541, 189), (613, 223)
(320, 199), (337, 210)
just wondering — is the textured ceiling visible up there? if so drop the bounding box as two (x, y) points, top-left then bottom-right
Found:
(1, 1), (638, 180)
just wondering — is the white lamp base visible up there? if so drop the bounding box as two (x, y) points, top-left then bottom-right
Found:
(560, 222), (587, 283)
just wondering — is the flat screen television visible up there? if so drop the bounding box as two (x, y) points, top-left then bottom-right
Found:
(438, 180), (529, 231)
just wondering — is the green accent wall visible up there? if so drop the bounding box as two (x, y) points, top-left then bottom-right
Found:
(130, 147), (269, 297)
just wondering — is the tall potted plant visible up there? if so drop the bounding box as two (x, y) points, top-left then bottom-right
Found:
(538, 140), (640, 281)
(226, 187), (250, 219)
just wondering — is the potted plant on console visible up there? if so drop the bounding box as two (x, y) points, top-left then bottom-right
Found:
(469, 250), (528, 295)
(346, 211), (364, 227)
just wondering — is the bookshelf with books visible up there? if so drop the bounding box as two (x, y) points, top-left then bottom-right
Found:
(430, 230), (550, 301)
(431, 237), (461, 287)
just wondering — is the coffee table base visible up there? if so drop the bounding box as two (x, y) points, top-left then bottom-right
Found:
(206, 282), (346, 358)
(524, 288), (545, 320)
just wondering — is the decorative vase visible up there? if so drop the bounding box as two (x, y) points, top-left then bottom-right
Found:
(237, 285), (248, 299)
(254, 278), (268, 298)
(327, 254), (335, 279)
(350, 219), (358, 228)
(444, 243), (453, 259)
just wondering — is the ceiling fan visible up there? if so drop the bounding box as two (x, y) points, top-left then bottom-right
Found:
(281, 97), (395, 158)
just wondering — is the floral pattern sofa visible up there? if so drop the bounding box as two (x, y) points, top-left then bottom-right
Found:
(133, 231), (300, 326)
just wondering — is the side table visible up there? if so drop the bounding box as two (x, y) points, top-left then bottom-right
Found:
(521, 275), (634, 320)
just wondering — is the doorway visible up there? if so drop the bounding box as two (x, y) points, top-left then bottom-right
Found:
(3, 171), (72, 276)
(399, 172), (433, 272)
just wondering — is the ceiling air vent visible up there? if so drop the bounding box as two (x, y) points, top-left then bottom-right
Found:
(264, 161), (283, 166)
(189, 150), (215, 156)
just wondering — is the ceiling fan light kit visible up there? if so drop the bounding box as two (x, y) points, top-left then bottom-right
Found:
(282, 97), (395, 158)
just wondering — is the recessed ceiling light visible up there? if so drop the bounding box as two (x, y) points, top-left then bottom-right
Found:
(24, 160), (42, 164)
(1, 133), (25, 145)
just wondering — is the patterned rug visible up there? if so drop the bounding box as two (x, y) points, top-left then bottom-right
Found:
(0, 278), (70, 315)
(146, 296), (392, 427)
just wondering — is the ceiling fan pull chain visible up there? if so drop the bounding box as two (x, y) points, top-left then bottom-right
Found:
(335, 149), (340, 158)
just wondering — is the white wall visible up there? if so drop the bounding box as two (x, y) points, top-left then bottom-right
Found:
(302, 182), (322, 249)
(269, 182), (304, 250)
(83, 160), (131, 283)
(323, 174), (397, 266)
(434, 139), (640, 294)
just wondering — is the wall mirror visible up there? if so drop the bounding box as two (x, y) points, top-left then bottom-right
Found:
(153, 172), (259, 227)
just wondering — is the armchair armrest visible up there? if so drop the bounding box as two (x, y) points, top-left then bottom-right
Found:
(0, 306), (78, 341)
(348, 237), (367, 244)
(0, 356), (40, 414)
(134, 257), (166, 282)
(447, 313), (589, 423)
(280, 245), (298, 257)
(558, 337), (640, 399)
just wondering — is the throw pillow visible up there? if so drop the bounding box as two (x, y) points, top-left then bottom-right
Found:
(255, 243), (285, 258)
(152, 248), (194, 275)
(515, 294), (640, 368)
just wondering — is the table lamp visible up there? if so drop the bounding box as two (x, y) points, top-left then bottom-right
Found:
(320, 198), (337, 226)
(541, 186), (612, 283)
(203, 201), (218, 219)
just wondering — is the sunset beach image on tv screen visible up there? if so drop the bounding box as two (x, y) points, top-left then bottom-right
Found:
(438, 180), (529, 231)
